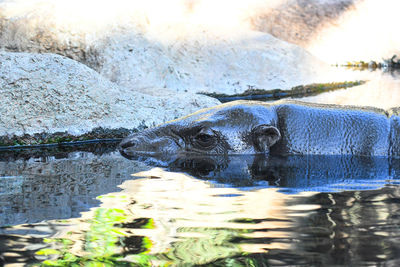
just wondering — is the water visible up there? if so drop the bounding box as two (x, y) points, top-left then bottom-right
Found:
(1, 143), (400, 266)
(300, 68), (400, 109)
(2, 69), (400, 266)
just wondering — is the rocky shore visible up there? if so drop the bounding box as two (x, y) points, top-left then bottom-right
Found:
(0, 52), (221, 145)
(0, 0), (388, 145)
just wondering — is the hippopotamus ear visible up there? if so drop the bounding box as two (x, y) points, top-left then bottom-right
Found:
(252, 125), (281, 152)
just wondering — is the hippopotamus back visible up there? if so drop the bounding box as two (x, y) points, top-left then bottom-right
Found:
(272, 101), (391, 157)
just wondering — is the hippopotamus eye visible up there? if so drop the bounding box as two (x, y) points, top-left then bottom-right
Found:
(193, 131), (217, 149)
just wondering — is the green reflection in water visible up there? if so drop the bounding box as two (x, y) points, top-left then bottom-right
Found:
(35, 195), (153, 266)
(33, 195), (261, 266)
(159, 227), (243, 265)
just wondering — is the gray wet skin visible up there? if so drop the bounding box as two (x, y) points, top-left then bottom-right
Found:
(119, 100), (400, 157)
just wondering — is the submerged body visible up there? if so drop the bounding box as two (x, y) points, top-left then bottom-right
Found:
(119, 100), (400, 158)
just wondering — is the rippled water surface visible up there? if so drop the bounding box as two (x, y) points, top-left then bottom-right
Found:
(2, 69), (400, 266)
(1, 143), (400, 266)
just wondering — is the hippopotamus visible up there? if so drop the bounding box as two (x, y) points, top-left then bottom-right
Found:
(119, 100), (400, 158)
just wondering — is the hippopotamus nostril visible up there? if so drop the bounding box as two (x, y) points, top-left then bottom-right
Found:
(120, 139), (136, 149)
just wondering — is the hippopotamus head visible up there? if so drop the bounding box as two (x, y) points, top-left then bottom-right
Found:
(119, 101), (281, 157)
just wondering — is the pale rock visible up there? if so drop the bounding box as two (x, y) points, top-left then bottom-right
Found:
(93, 30), (327, 94)
(0, 0), (329, 95)
(0, 51), (220, 136)
(251, 0), (357, 47)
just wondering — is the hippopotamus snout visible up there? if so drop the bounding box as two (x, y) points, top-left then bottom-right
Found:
(119, 132), (181, 157)
(119, 138), (137, 150)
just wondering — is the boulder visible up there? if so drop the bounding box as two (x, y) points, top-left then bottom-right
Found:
(93, 30), (327, 94)
(305, 0), (400, 62)
(251, 0), (400, 63)
(250, 0), (357, 47)
(0, 51), (220, 137)
(0, 0), (329, 95)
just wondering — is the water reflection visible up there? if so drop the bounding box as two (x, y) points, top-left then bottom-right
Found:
(123, 168), (298, 264)
(119, 166), (400, 265)
(1, 148), (400, 265)
(0, 144), (150, 226)
(123, 151), (398, 193)
(8, 165), (397, 266)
